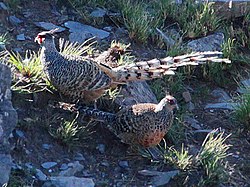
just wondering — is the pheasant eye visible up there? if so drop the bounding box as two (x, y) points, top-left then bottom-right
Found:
(168, 99), (176, 105)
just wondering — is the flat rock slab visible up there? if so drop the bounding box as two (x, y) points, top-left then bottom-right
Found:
(114, 81), (158, 107)
(187, 32), (224, 52)
(204, 102), (239, 110)
(64, 21), (110, 43)
(41, 162), (58, 169)
(34, 22), (65, 33)
(138, 170), (179, 186)
(42, 176), (95, 187)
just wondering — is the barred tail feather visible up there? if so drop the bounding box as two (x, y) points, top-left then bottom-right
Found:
(78, 107), (115, 123)
(112, 51), (231, 82)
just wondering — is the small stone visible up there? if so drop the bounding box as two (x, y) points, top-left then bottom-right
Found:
(60, 163), (69, 170)
(35, 169), (47, 181)
(74, 153), (85, 161)
(118, 160), (129, 169)
(183, 116), (201, 130)
(34, 22), (65, 33)
(13, 129), (25, 138)
(186, 101), (195, 112)
(82, 170), (93, 177)
(41, 162), (57, 169)
(59, 161), (84, 177)
(13, 48), (22, 53)
(103, 26), (112, 32)
(25, 163), (33, 169)
(90, 8), (106, 18)
(42, 144), (52, 150)
(0, 126), (3, 138)
(96, 144), (105, 154)
(101, 161), (110, 167)
(9, 16), (23, 25)
(0, 2), (8, 10)
(16, 34), (25, 41)
(182, 91), (192, 102)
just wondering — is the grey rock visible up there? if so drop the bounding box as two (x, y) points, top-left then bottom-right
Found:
(16, 34), (25, 41)
(241, 79), (250, 88)
(204, 102), (239, 110)
(237, 79), (250, 93)
(183, 116), (202, 130)
(42, 144), (53, 150)
(115, 81), (158, 107)
(101, 161), (110, 167)
(41, 162), (57, 169)
(0, 126), (3, 138)
(118, 160), (129, 169)
(0, 44), (6, 50)
(9, 16), (23, 25)
(42, 176), (95, 187)
(82, 170), (93, 177)
(182, 91), (192, 102)
(211, 88), (231, 102)
(64, 21), (110, 43)
(0, 2), (8, 10)
(25, 162), (33, 169)
(13, 129), (25, 138)
(0, 63), (17, 186)
(103, 26), (112, 32)
(187, 32), (224, 52)
(90, 8), (106, 18)
(186, 101), (195, 112)
(0, 154), (12, 186)
(138, 170), (179, 186)
(74, 153), (85, 161)
(13, 48), (22, 53)
(36, 169), (48, 181)
(34, 22), (65, 33)
(59, 161), (84, 177)
(193, 129), (213, 142)
(96, 144), (105, 154)
(60, 163), (69, 171)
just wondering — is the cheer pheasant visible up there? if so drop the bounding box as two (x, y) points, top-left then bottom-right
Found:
(35, 29), (230, 104)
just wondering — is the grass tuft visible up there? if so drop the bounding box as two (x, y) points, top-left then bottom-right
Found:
(7, 50), (53, 94)
(48, 113), (93, 148)
(234, 87), (250, 130)
(196, 130), (231, 186)
(117, 0), (151, 43)
(59, 37), (96, 56)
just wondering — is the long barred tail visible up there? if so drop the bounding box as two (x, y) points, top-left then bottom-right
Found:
(110, 51), (231, 82)
(77, 107), (116, 123)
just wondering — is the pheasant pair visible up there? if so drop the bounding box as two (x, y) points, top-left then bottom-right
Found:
(35, 29), (231, 149)
(35, 29), (231, 104)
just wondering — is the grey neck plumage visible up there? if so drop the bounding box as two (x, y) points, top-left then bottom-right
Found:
(154, 98), (169, 113)
(40, 36), (59, 66)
